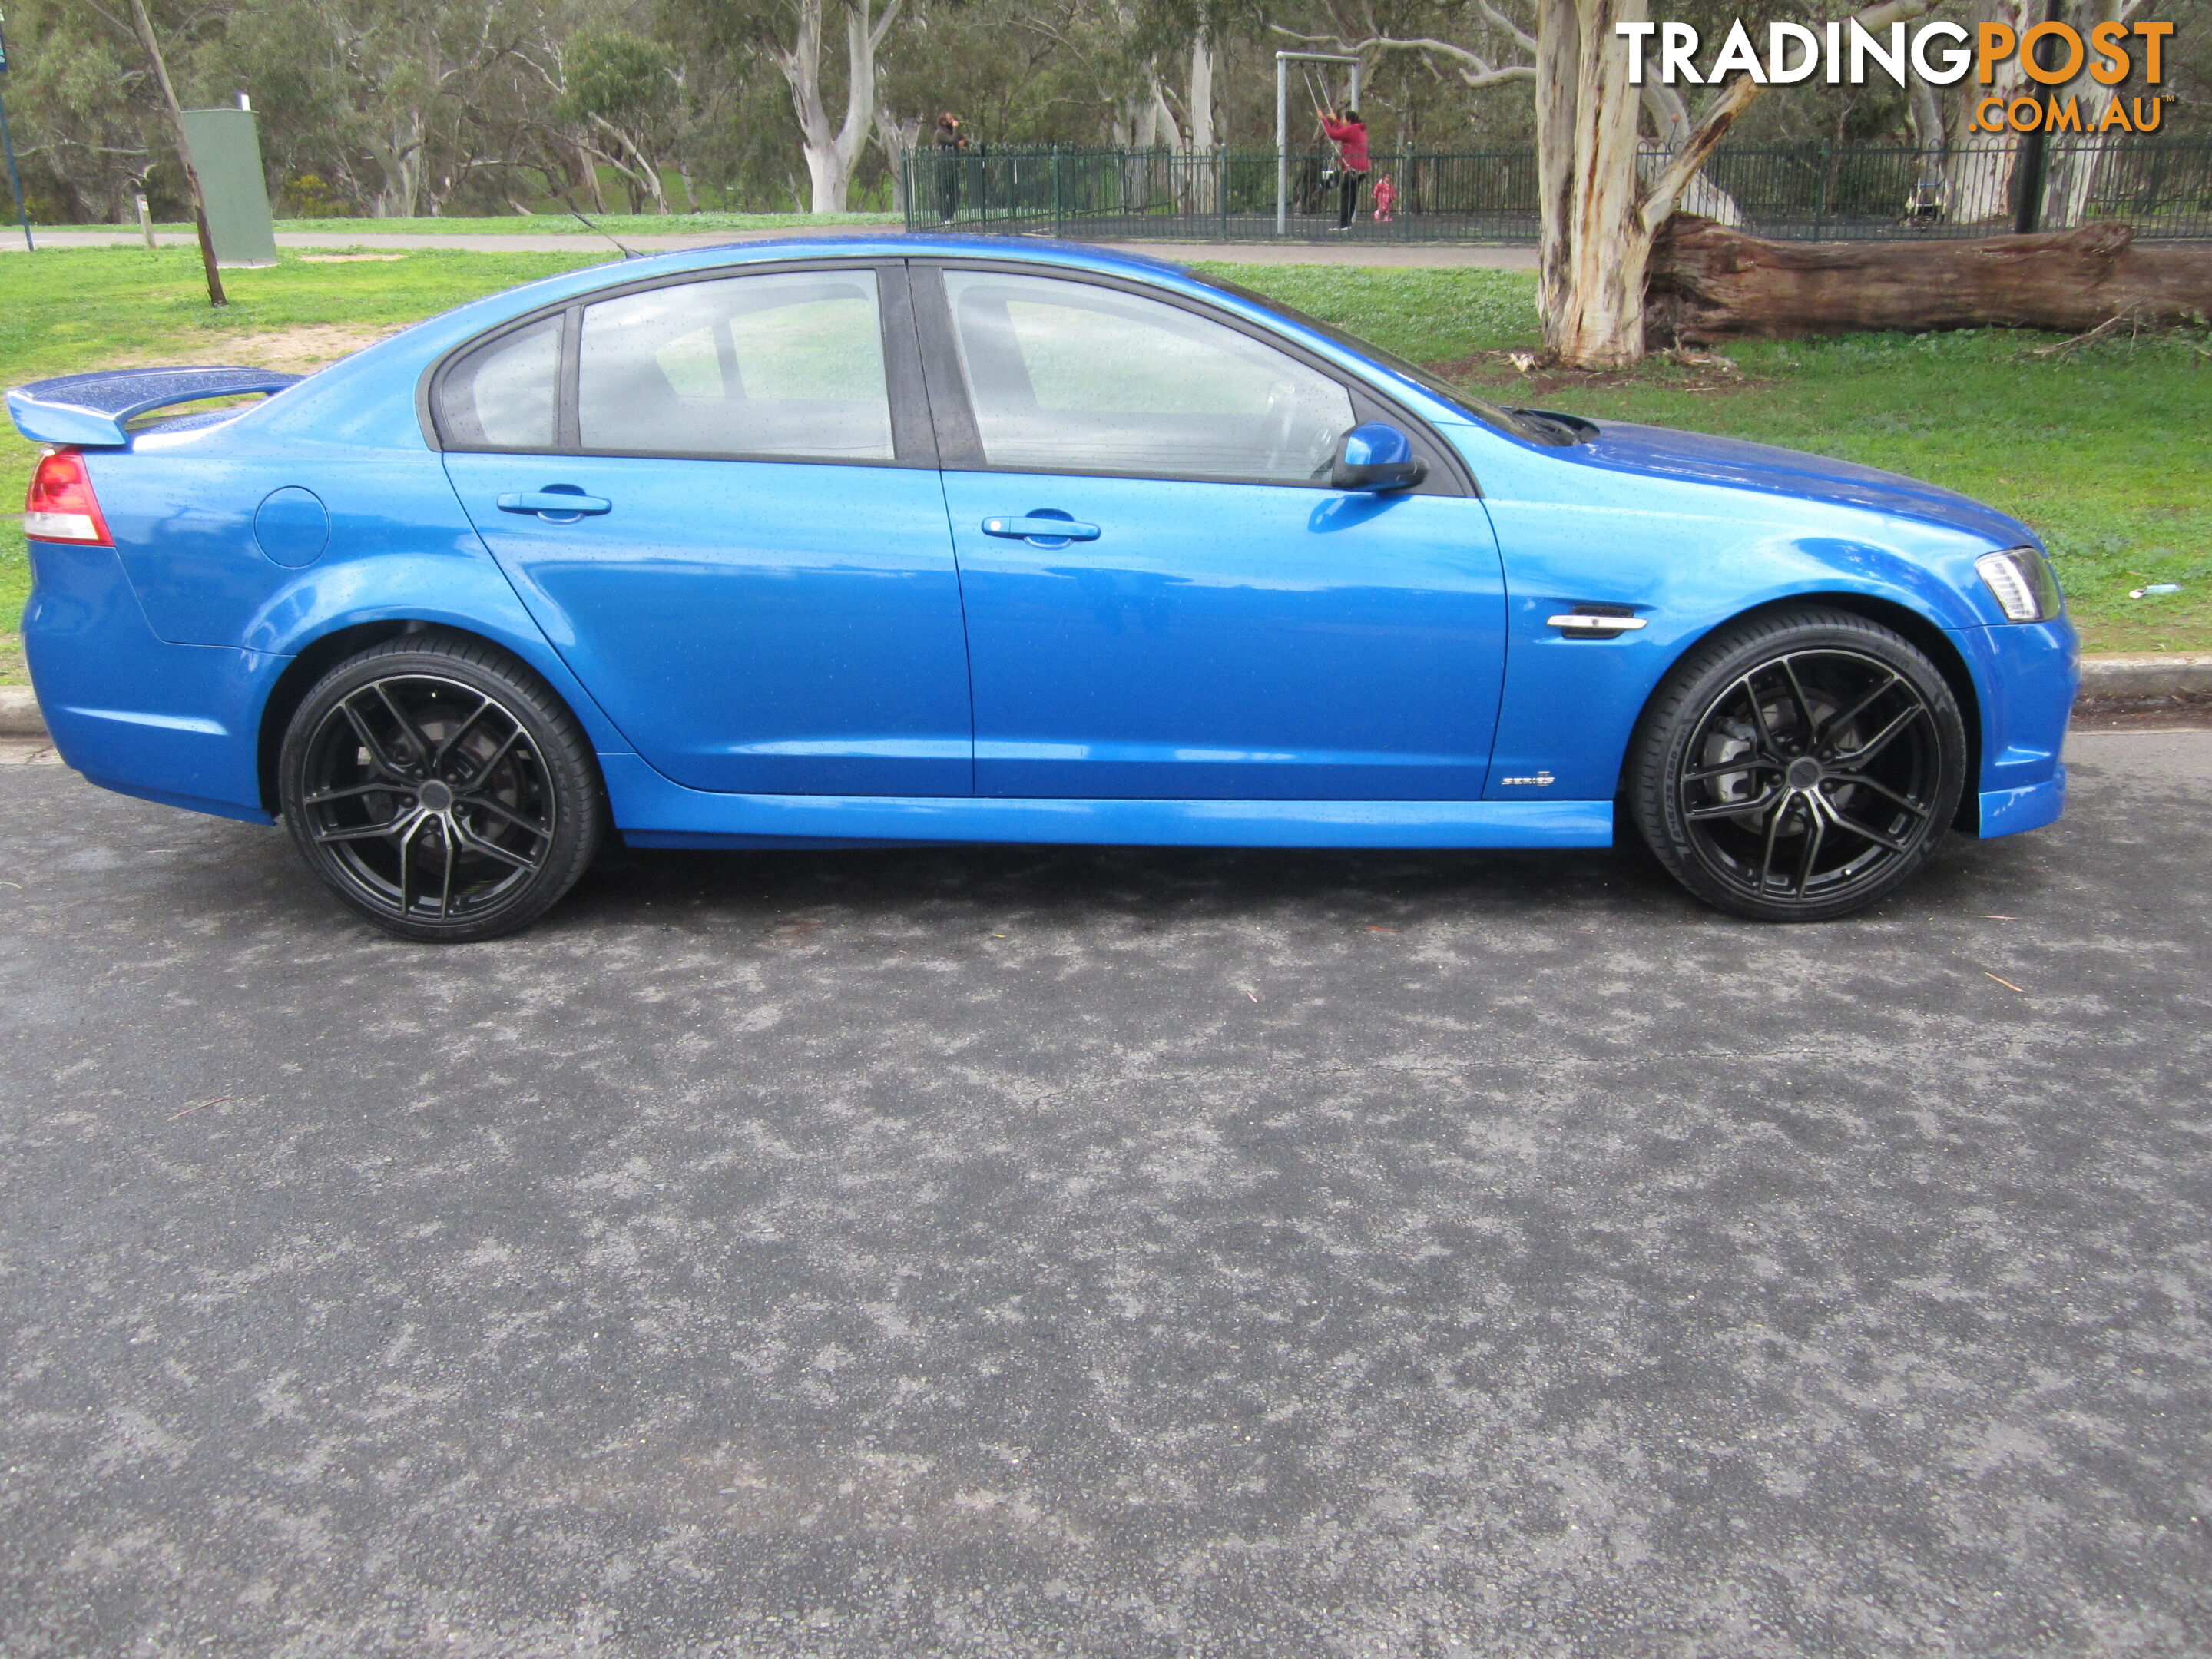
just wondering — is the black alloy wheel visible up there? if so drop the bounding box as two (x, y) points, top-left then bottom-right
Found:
(280, 632), (604, 941)
(1629, 608), (1968, 922)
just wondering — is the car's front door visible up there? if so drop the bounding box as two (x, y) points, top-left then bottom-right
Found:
(917, 264), (1508, 800)
(440, 262), (972, 796)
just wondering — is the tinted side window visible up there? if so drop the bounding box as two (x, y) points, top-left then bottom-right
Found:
(578, 270), (893, 462)
(941, 270), (1354, 483)
(436, 316), (561, 451)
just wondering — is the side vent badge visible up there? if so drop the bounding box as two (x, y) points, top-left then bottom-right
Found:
(1547, 610), (1647, 637)
(1502, 771), (1555, 787)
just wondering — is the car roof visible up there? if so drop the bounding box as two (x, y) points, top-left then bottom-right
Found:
(670, 232), (1199, 280)
(305, 235), (1236, 386)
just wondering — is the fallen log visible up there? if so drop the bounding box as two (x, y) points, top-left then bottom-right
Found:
(1644, 216), (2212, 346)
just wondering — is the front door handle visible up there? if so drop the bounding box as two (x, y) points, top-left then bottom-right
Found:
(981, 514), (1101, 543)
(497, 489), (611, 519)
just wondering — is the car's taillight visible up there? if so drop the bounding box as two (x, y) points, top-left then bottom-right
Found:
(25, 449), (114, 545)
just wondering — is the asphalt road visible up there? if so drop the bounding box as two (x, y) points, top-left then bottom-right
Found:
(2, 732), (2207, 1658)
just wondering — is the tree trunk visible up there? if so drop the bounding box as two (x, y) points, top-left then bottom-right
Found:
(1182, 30), (1217, 212)
(1534, 0), (1581, 343)
(1645, 216), (2212, 343)
(876, 107), (922, 214)
(2044, 0), (2140, 227)
(1638, 82), (1741, 225)
(775, 0), (902, 214)
(1534, 0), (1941, 368)
(1548, 0), (1652, 368)
(588, 118), (671, 214)
(1187, 30), (1216, 151)
(1906, 74), (1948, 209)
(1149, 75), (1179, 148)
(1949, 0), (2030, 224)
(124, 0), (224, 305)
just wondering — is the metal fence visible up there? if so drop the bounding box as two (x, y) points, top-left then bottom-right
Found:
(904, 137), (2212, 243)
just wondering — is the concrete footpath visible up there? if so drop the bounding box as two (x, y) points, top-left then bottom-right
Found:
(6, 225), (1537, 268)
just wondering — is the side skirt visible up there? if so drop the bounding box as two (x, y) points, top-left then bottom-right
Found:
(601, 756), (1614, 851)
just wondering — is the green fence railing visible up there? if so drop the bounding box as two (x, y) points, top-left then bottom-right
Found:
(904, 137), (2212, 243)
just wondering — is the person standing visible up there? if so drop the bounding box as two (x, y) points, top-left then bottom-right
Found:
(1371, 171), (1396, 223)
(933, 113), (967, 226)
(1320, 108), (1369, 230)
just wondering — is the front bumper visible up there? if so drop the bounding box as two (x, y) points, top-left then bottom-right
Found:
(1959, 616), (2078, 839)
(1979, 768), (2066, 838)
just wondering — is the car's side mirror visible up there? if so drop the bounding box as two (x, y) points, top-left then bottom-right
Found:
(1330, 422), (1428, 493)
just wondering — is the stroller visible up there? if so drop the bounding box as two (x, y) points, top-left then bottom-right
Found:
(1902, 177), (1945, 227)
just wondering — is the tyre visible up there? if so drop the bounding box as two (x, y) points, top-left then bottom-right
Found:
(278, 631), (606, 942)
(1628, 607), (1969, 922)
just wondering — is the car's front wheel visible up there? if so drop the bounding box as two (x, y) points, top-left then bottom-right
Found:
(278, 631), (605, 942)
(1628, 608), (1969, 922)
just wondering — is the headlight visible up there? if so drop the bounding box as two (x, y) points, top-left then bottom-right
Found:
(1975, 546), (2063, 623)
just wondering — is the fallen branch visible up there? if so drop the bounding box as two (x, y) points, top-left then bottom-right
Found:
(1644, 217), (2212, 346)
(2024, 313), (2135, 357)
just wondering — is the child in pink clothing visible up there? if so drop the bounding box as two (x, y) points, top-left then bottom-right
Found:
(1372, 173), (1396, 223)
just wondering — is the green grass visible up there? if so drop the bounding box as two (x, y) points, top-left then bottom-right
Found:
(1202, 263), (2212, 656)
(1, 246), (608, 680)
(3, 250), (2205, 688)
(1198, 263), (1544, 366)
(111, 211), (903, 237)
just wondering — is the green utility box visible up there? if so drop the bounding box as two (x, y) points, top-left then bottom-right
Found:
(180, 108), (277, 268)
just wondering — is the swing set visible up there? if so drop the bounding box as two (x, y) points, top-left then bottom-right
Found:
(1273, 50), (1360, 236)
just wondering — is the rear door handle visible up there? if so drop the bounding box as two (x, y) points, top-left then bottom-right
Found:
(981, 515), (1101, 542)
(497, 490), (611, 518)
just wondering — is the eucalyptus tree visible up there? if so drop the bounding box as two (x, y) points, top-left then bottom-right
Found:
(205, 0), (561, 216)
(0, 0), (157, 222)
(662, 0), (914, 210)
(552, 29), (682, 210)
(1274, 0), (1947, 364)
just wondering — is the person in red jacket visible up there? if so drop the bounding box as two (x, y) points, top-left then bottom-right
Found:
(1320, 108), (1369, 230)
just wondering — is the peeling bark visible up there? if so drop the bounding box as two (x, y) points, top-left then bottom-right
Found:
(1949, 0), (2030, 223)
(1551, 0), (1649, 367)
(1534, 0), (1581, 343)
(1645, 216), (2212, 343)
(1537, 0), (1940, 368)
(2045, 0), (2144, 227)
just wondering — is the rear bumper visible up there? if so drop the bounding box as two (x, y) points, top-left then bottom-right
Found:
(22, 538), (275, 823)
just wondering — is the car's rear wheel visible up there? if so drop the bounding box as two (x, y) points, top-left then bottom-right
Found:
(278, 632), (604, 942)
(1628, 608), (1968, 922)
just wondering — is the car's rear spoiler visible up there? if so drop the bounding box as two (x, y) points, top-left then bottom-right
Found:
(6, 366), (303, 449)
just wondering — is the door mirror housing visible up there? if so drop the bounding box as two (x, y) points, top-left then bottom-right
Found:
(1330, 422), (1427, 493)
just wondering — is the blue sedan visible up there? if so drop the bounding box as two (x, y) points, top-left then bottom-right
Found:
(10, 237), (2076, 940)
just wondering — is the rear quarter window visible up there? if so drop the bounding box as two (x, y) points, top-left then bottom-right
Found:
(435, 316), (561, 450)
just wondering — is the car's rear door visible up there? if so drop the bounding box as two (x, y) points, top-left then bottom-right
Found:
(439, 260), (972, 796)
(916, 262), (1507, 801)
